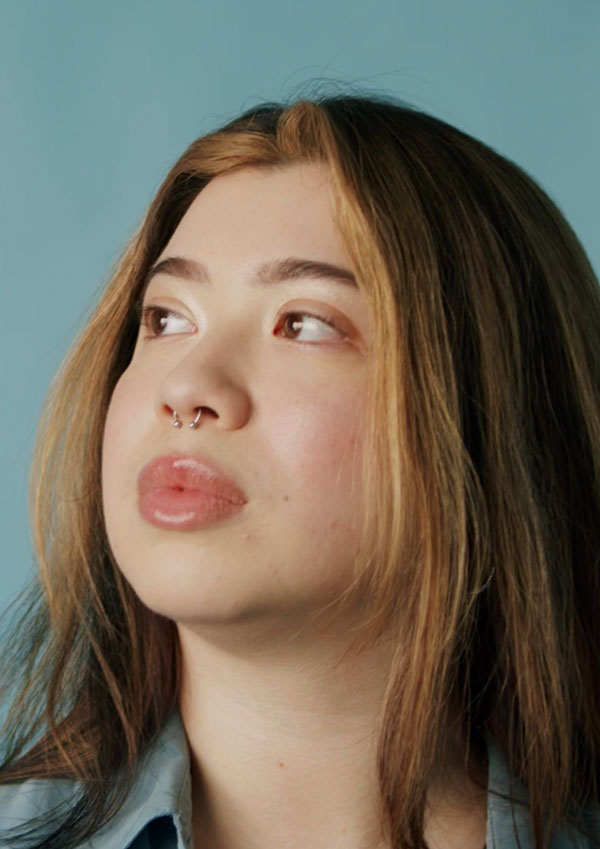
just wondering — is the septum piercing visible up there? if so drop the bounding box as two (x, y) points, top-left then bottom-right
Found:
(171, 409), (202, 429)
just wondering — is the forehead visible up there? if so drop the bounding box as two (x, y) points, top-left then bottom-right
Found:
(160, 162), (349, 269)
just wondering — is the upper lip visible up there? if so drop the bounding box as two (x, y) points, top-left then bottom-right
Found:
(137, 453), (248, 505)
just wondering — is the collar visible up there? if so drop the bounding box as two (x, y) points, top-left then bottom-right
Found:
(90, 711), (193, 849)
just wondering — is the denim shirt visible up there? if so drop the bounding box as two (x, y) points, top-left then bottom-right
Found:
(0, 712), (597, 848)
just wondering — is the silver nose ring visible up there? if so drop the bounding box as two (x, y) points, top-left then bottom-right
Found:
(171, 409), (202, 429)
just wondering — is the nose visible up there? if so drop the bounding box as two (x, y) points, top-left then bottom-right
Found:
(156, 342), (252, 432)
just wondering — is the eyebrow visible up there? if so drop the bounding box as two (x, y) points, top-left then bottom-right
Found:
(142, 255), (358, 294)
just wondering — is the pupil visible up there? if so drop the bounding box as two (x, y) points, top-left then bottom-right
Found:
(153, 311), (168, 333)
(288, 315), (303, 335)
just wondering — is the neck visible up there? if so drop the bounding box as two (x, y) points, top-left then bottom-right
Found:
(178, 617), (391, 849)
(176, 618), (487, 849)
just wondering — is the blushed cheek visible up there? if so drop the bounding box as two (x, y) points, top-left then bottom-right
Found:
(269, 390), (365, 497)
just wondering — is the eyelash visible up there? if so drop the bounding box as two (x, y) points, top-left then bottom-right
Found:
(137, 304), (348, 342)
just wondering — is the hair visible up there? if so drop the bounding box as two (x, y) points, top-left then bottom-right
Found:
(1, 90), (599, 849)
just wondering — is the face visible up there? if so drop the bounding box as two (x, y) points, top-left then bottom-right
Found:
(102, 163), (373, 631)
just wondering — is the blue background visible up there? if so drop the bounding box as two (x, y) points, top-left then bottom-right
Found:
(1, 0), (599, 611)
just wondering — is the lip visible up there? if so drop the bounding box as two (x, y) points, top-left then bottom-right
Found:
(137, 454), (247, 531)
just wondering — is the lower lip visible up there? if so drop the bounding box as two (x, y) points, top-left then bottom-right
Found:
(139, 487), (245, 530)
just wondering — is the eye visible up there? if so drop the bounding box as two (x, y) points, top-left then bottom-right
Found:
(139, 305), (194, 338)
(276, 311), (346, 343)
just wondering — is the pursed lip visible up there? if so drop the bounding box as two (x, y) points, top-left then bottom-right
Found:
(137, 453), (247, 530)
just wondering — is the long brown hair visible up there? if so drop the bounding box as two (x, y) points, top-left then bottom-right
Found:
(1, 92), (599, 849)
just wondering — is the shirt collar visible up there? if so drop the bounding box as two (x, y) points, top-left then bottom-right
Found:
(90, 711), (193, 849)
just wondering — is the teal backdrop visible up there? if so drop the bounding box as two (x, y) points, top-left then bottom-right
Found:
(1, 0), (599, 611)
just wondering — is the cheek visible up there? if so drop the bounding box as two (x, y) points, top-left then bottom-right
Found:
(103, 373), (130, 458)
(102, 368), (146, 502)
(103, 362), (150, 441)
(260, 383), (369, 586)
(265, 383), (365, 499)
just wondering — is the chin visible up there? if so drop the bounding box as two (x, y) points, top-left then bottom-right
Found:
(112, 549), (266, 626)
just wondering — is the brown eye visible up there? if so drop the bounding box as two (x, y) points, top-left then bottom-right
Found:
(140, 306), (194, 338)
(277, 312), (344, 343)
(143, 307), (169, 335)
(281, 314), (306, 338)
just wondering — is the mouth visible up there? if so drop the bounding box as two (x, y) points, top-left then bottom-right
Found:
(137, 454), (247, 531)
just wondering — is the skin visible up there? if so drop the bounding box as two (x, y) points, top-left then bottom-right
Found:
(102, 162), (371, 636)
(102, 163), (487, 849)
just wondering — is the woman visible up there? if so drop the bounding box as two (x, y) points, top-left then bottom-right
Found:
(0, 93), (599, 849)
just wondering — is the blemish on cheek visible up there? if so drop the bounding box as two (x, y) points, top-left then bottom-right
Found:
(278, 762), (285, 768)
(282, 495), (290, 502)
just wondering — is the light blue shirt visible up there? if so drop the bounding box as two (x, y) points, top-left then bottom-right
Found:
(0, 712), (597, 848)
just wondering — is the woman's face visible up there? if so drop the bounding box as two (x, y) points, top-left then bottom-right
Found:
(102, 163), (372, 630)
